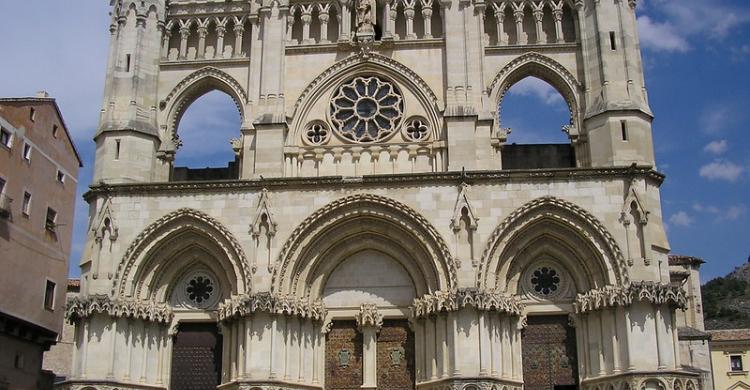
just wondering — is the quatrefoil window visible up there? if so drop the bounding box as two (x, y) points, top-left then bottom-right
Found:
(330, 76), (404, 143)
(404, 118), (430, 141)
(530, 267), (560, 296)
(186, 275), (214, 304)
(304, 122), (331, 145)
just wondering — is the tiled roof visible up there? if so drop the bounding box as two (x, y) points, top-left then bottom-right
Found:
(708, 329), (750, 341)
(678, 327), (711, 340)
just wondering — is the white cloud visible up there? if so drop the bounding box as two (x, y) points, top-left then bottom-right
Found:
(636, 16), (689, 53)
(692, 203), (720, 214)
(637, 0), (750, 52)
(703, 139), (728, 155)
(669, 211), (693, 227)
(700, 107), (734, 134)
(507, 77), (564, 106)
(724, 205), (748, 221)
(692, 202), (747, 222)
(699, 160), (745, 182)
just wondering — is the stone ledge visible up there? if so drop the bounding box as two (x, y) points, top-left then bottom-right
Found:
(415, 377), (523, 390)
(55, 380), (166, 390)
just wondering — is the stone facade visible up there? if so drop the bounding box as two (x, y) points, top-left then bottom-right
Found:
(62, 0), (706, 389)
(0, 94), (82, 389)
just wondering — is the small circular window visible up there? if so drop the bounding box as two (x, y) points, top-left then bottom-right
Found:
(186, 275), (214, 304)
(530, 267), (560, 296)
(172, 270), (221, 310)
(330, 76), (404, 143)
(521, 261), (572, 300)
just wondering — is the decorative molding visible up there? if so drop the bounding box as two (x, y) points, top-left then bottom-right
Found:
(217, 292), (326, 321)
(478, 196), (630, 290)
(450, 182), (479, 232)
(355, 303), (383, 330)
(65, 295), (173, 324)
(413, 377), (523, 390)
(578, 371), (701, 390)
(112, 208), (251, 297)
(84, 166), (666, 201)
(410, 288), (524, 318)
(573, 281), (688, 314)
(272, 193), (457, 293)
(162, 66), (248, 107)
(250, 188), (278, 238)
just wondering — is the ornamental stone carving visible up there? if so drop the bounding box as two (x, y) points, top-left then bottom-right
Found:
(217, 292), (326, 321)
(65, 295), (173, 324)
(410, 288), (524, 318)
(355, 303), (383, 330)
(573, 281), (688, 314)
(330, 76), (404, 143)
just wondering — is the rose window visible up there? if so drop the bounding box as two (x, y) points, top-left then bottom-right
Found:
(530, 266), (560, 296)
(186, 275), (214, 304)
(330, 76), (403, 143)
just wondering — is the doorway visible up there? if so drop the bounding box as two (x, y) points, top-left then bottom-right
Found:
(170, 322), (223, 390)
(521, 315), (579, 390)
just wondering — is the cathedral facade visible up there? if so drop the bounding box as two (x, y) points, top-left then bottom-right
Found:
(63, 0), (705, 389)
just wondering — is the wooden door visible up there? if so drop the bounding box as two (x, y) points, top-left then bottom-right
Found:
(170, 323), (222, 390)
(522, 315), (579, 390)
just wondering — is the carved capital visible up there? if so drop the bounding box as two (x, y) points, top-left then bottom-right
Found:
(356, 303), (383, 331)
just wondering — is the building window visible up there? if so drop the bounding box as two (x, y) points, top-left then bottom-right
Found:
(21, 192), (31, 216)
(0, 178), (5, 195)
(731, 355), (744, 372)
(52, 124), (59, 138)
(114, 139), (121, 160)
(29, 107), (36, 122)
(0, 127), (11, 148)
(56, 170), (65, 183)
(14, 352), (24, 369)
(621, 121), (628, 141)
(22, 143), (32, 161)
(44, 280), (56, 310)
(45, 207), (57, 231)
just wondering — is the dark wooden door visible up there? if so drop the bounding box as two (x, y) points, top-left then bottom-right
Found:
(326, 320), (363, 390)
(522, 316), (579, 390)
(376, 319), (415, 390)
(170, 322), (222, 390)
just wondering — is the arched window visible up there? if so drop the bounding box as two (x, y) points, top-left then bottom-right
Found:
(499, 76), (575, 169)
(172, 90), (241, 181)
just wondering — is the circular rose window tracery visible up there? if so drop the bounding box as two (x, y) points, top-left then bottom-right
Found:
(171, 270), (221, 310)
(330, 76), (404, 143)
(521, 260), (573, 301)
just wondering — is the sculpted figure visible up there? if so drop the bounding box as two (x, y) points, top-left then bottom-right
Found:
(356, 0), (376, 33)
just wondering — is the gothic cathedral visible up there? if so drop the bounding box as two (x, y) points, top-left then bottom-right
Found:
(63, 0), (707, 389)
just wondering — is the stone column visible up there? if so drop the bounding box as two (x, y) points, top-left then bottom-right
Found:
(301, 5), (314, 44)
(340, 0), (351, 41)
(178, 25), (190, 59)
(197, 26), (208, 58)
(160, 27), (171, 60)
(404, 3), (416, 39)
(356, 304), (383, 389)
(216, 25), (226, 58)
(512, 2), (525, 45)
(388, 3), (399, 39)
(532, 2), (545, 44)
(286, 10), (296, 44)
(552, 2), (565, 43)
(233, 23), (245, 57)
(319, 5), (331, 43)
(421, 0), (433, 38)
(493, 3), (507, 45)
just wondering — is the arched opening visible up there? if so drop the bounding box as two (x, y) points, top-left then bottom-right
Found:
(499, 76), (575, 169)
(172, 90), (242, 181)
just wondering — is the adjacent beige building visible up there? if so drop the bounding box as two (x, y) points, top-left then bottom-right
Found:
(62, 0), (707, 389)
(0, 94), (82, 389)
(709, 330), (750, 390)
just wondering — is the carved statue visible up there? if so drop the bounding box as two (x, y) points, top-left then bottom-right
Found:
(356, 0), (376, 34)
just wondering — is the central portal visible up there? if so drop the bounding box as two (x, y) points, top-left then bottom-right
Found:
(170, 322), (222, 390)
(522, 315), (579, 390)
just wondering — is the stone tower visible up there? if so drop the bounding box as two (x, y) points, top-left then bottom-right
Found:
(64, 0), (707, 389)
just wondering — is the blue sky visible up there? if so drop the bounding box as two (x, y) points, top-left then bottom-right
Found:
(0, 1), (747, 282)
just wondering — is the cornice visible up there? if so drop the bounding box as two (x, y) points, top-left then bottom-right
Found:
(411, 288), (524, 318)
(217, 292), (326, 321)
(83, 166), (665, 201)
(573, 281), (688, 314)
(65, 295), (173, 324)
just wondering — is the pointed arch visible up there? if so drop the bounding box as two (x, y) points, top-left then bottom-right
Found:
(477, 196), (628, 293)
(487, 52), (582, 131)
(271, 194), (457, 298)
(160, 66), (248, 140)
(112, 208), (251, 301)
(289, 53), (443, 144)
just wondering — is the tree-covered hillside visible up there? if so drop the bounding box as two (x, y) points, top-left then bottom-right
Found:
(702, 258), (750, 329)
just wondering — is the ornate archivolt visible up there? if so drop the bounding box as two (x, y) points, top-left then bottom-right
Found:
(112, 208), (251, 300)
(486, 52), (583, 140)
(573, 281), (687, 314)
(271, 193), (457, 297)
(477, 196), (629, 292)
(66, 294), (173, 324)
(159, 66), (248, 148)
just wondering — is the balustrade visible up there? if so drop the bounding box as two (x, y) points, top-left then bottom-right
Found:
(163, 16), (252, 61)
